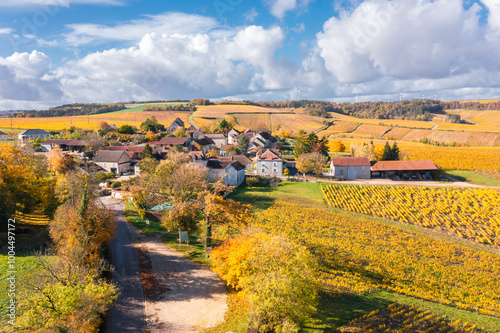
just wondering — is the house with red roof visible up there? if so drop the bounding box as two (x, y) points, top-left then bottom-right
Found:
(256, 149), (283, 176)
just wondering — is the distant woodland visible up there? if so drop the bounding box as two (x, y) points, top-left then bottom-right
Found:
(12, 103), (125, 118)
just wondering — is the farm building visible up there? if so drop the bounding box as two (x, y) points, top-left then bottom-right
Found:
(41, 139), (88, 152)
(18, 129), (50, 143)
(169, 118), (185, 133)
(200, 133), (227, 148)
(207, 159), (246, 187)
(330, 157), (371, 179)
(371, 160), (439, 180)
(256, 149), (283, 176)
(158, 136), (191, 150)
(93, 150), (132, 175)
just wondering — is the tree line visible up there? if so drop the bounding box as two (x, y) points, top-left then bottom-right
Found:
(11, 103), (125, 118)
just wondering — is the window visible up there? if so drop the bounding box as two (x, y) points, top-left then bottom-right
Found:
(262, 169), (265, 173)
(104, 163), (107, 167)
(340, 170), (344, 176)
(273, 162), (277, 167)
(273, 168), (277, 173)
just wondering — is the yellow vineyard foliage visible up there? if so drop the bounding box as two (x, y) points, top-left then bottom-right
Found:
(322, 184), (500, 246)
(341, 303), (487, 333)
(255, 202), (500, 316)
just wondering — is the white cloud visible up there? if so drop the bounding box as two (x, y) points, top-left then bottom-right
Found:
(64, 12), (220, 46)
(481, 0), (500, 35)
(317, 0), (499, 84)
(0, 51), (62, 103)
(0, 0), (124, 8)
(0, 28), (14, 35)
(244, 8), (259, 22)
(53, 25), (296, 103)
(265, 0), (311, 19)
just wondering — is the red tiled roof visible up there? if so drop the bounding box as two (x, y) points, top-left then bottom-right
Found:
(213, 155), (252, 164)
(331, 157), (370, 167)
(257, 150), (282, 161)
(103, 146), (128, 150)
(44, 139), (88, 146)
(371, 160), (438, 172)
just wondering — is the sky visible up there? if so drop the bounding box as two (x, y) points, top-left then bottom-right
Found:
(0, 0), (500, 110)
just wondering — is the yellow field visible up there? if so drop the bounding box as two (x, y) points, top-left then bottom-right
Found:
(329, 112), (435, 129)
(382, 127), (412, 140)
(256, 203), (500, 316)
(195, 104), (286, 117)
(350, 124), (392, 138)
(270, 113), (325, 133)
(400, 129), (433, 141)
(317, 121), (358, 137)
(233, 113), (272, 131)
(322, 184), (500, 246)
(0, 111), (190, 131)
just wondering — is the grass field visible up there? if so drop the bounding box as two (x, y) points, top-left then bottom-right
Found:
(445, 170), (500, 186)
(226, 181), (326, 212)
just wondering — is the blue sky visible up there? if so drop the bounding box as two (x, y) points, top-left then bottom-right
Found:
(0, 0), (499, 110)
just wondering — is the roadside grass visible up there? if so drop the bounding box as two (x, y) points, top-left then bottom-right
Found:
(123, 202), (210, 265)
(227, 181), (327, 212)
(0, 253), (43, 318)
(446, 170), (500, 186)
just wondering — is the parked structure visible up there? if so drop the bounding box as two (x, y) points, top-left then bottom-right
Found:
(158, 136), (191, 150)
(371, 160), (438, 179)
(330, 157), (371, 179)
(41, 139), (88, 152)
(93, 150), (132, 175)
(207, 158), (246, 186)
(169, 118), (185, 133)
(256, 149), (283, 176)
(200, 133), (227, 148)
(18, 129), (50, 143)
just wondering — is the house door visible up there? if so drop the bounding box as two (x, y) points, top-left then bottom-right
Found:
(348, 168), (356, 179)
(111, 168), (117, 174)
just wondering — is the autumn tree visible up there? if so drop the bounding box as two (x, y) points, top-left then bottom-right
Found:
(0, 145), (56, 225)
(296, 152), (327, 176)
(145, 130), (157, 142)
(211, 231), (318, 332)
(330, 140), (346, 153)
(14, 252), (117, 333)
(173, 127), (186, 137)
(294, 131), (329, 157)
(162, 201), (200, 232)
(47, 148), (75, 174)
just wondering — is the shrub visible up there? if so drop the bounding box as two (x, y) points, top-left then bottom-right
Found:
(110, 181), (122, 189)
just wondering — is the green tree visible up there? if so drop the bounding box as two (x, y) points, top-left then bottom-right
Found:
(118, 124), (135, 134)
(141, 143), (153, 159)
(381, 141), (393, 161)
(293, 130), (311, 158)
(391, 142), (400, 160)
(236, 133), (250, 154)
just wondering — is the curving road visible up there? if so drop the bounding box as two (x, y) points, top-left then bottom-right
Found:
(101, 196), (146, 333)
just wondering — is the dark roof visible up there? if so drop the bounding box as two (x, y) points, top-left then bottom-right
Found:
(194, 138), (215, 146)
(331, 157), (370, 167)
(189, 151), (206, 160)
(127, 146), (146, 152)
(207, 158), (245, 171)
(43, 139), (88, 146)
(158, 136), (189, 145)
(171, 118), (184, 126)
(0, 131), (7, 135)
(94, 150), (130, 163)
(371, 160), (439, 172)
(19, 129), (50, 136)
(258, 131), (277, 142)
(230, 161), (245, 171)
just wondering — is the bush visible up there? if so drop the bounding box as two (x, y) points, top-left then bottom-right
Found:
(95, 172), (115, 183)
(110, 181), (122, 189)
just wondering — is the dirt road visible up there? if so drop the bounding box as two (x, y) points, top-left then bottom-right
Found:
(136, 234), (228, 332)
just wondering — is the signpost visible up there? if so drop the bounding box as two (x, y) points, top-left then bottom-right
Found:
(179, 228), (188, 245)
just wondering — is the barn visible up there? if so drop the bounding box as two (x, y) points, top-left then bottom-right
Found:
(330, 157), (371, 179)
(371, 160), (439, 180)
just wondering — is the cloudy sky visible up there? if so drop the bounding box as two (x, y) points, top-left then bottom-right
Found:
(0, 0), (499, 110)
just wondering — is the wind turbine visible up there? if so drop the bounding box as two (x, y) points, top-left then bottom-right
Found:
(399, 89), (403, 102)
(355, 87), (359, 103)
(296, 86), (302, 100)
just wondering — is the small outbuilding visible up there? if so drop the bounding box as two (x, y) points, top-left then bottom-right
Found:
(330, 157), (371, 179)
(371, 160), (439, 180)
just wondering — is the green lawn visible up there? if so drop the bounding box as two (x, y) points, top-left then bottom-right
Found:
(446, 170), (500, 186)
(106, 102), (189, 114)
(123, 202), (210, 265)
(227, 181), (327, 212)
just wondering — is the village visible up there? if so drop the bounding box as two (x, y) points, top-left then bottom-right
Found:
(11, 117), (443, 194)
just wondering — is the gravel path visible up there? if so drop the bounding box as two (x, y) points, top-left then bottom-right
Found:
(135, 233), (228, 333)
